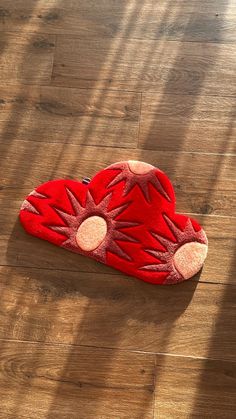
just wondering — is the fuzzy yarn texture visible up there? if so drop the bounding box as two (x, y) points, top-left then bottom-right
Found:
(20, 160), (208, 285)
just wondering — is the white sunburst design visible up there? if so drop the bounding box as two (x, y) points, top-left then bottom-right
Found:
(140, 214), (208, 284)
(48, 187), (140, 263)
(21, 189), (48, 214)
(107, 161), (171, 203)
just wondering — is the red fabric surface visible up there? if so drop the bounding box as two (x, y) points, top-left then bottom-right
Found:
(19, 161), (208, 285)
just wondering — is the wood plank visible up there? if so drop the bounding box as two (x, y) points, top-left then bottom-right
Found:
(173, 177), (236, 218)
(52, 36), (236, 95)
(0, 85), (140, 148)
(0, 32), (55, 84)
(139, 93), (236, 154)
(0, 142), (235, 189)
(0, 340), (155, 419)
(0, 220), (235, 285)
(0, 341), (235, 419)
(200, 238), (235, 285)
(0, 266), (236, 361)
(154, 355), (236, 418)
(185, 214), (236, 240)
(1, 141), (235, 216)
(2, 187), (236, 238)
(1, 180), (235, 238)
(0, 1), (236, 42)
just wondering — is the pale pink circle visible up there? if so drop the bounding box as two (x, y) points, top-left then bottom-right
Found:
(173, 242), (208, 280)
(127, 160), (154, 175)
(76, 216), (107, 251)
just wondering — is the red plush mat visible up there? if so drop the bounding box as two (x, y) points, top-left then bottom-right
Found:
(20, 161), (208, 285)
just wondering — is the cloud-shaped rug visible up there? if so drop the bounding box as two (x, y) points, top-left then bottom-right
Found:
(20, 160), (208, 285)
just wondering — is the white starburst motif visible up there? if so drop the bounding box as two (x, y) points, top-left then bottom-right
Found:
(21, 190), (48, 214)
(48, 187), (140, 263)
(107, 161), (171, 203)
(140, 214), (208, 284)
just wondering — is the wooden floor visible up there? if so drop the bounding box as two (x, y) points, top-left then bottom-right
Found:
(0, 1), (236, 418)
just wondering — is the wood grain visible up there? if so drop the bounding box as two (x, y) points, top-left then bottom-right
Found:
(52, 36), (236, 95)
(139, 93), (236, 154)
(0, 32), (55, 84)
(0, 340), (155, 419)
(0, 85), (140, 148)
(0, 266), (236, 362)
(1, 143), (235, 225)
(1, 1), (236, 42)
(154, 355), (236, 418)
(1, 340), (236, 419)
(173, 177), (236, 217)
(0, 142), (235, 188)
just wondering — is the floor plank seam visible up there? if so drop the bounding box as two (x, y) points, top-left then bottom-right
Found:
(2, 139), (235, 156)
(152, 355), (158, 419)
(1, 338), (236, 364)
(137, 91), (143, 148)
(49, 33), (57, 85)
(0, 263), (234, 286)
(1, 80), (236, 99)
